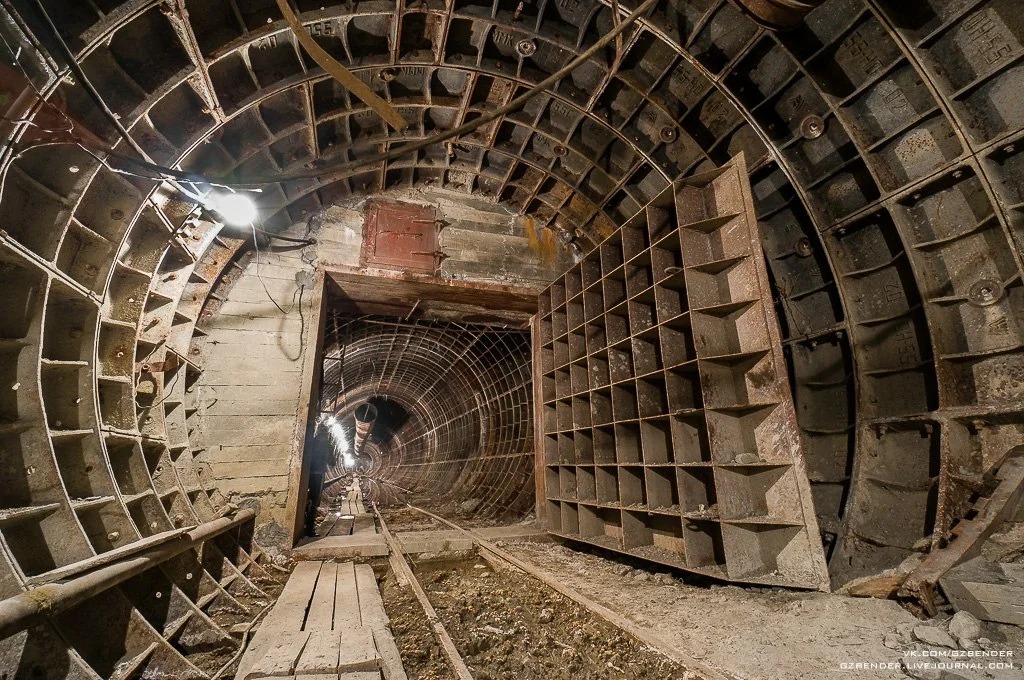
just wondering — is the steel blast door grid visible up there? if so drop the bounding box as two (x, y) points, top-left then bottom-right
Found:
(536, 155), (829, 590)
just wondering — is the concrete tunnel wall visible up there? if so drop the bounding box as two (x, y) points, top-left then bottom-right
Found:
(193, 187), (565, 546)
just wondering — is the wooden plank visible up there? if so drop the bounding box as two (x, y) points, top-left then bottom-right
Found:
(371, 628), (407, 680)
(267, 561), (323, 629)
(306, 562), (338, 631)
(410, 505), (733, 680)
(902, 453), (1024, 611)
(295, 631), (341, 674)
(334, 561), (362, 629)
(395, 530), (473, 554)
(941, 557), (1024, 625)
(388, 554), (410, 588)
(239, 562), (323, 679)
(375, 511), (473, 680)
(292, 535), (389, 560)
(244, 630), (311, 679)
(353, 564), (389, 630)
(337, 625), (379, 671)
(352, 516), (376, 534)
(328, 516), (354, 537)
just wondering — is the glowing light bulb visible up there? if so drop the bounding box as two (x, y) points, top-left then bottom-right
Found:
(207, 192), (257, 226)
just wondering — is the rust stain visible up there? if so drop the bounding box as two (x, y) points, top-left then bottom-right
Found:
(523, 215), (559, 267)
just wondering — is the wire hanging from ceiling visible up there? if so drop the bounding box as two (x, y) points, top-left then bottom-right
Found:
(24, 0), (656, 191)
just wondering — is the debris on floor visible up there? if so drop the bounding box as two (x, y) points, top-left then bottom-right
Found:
(506, 540), (1024, 680)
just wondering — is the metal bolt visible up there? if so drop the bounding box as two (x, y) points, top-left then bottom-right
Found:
(379, 67), (396, 82)
(659, 127), (677, 143)
(968, 278), (1004, 307)
(516, 39), (537, 57)
(110, 209), (124, 220)
(553, 144), (567, 157)
(107, 531), (120, 541)
(794, 237), (813, 257)
(68, 165), (80, 174)
(800, 114), (825, 140)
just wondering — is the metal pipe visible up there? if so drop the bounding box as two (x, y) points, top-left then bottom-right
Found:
(0, 509), (255, 640)
(353, 402), (378, 456)
(732, 0), (825, 30)
(216, 0), (659, 186)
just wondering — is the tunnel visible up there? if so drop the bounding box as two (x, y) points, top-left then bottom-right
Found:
(0, 0), (1022, 677)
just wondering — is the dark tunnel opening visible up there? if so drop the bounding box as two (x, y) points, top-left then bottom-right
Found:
(310, 306), (536, 524)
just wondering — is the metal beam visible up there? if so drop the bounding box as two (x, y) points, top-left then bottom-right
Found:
(0, 509), (256, 640)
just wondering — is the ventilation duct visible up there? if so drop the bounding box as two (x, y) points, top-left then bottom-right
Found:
(353, 402), (378, 457)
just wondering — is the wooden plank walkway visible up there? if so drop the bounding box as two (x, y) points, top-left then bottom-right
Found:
(235, 560), (407, 680)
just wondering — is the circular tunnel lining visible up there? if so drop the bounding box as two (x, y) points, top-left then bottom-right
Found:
(317, 311), (535, 520)
(0, 0), (1021, 600)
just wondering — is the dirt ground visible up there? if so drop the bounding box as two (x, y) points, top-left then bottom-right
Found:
(505, 541), (1024, 680)
(411, 496), (532, 529)
(417, 556), (694, 679)
(378, 505), (446, 533)
(381, 568), (456, 680)
(380, 554), (695, 679)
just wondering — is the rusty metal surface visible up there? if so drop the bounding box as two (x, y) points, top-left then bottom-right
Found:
(318, 309), (535, 519)
(326, 267), (538, 325)
(359, 201), (441, 275)
(733, 0), (826, 29)
(1, 0), (1024, 671)
(537, 154), (829, 590)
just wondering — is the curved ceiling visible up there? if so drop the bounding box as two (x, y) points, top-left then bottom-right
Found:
(318, 313), (535, 519)
(0, 0), (1022, 594)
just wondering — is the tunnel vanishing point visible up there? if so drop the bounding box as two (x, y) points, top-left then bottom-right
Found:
(0, 0), (1023, 678)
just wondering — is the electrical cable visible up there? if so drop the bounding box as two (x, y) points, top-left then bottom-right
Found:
(24, 0), (654, 190)
(28, 0), (196, 194)
(250, 224), (315, 245)
(29, 0), (265, 227)
(249, 222), (298, 317)
(216, 0), (657, 186)
(247, 222), (309, 364)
